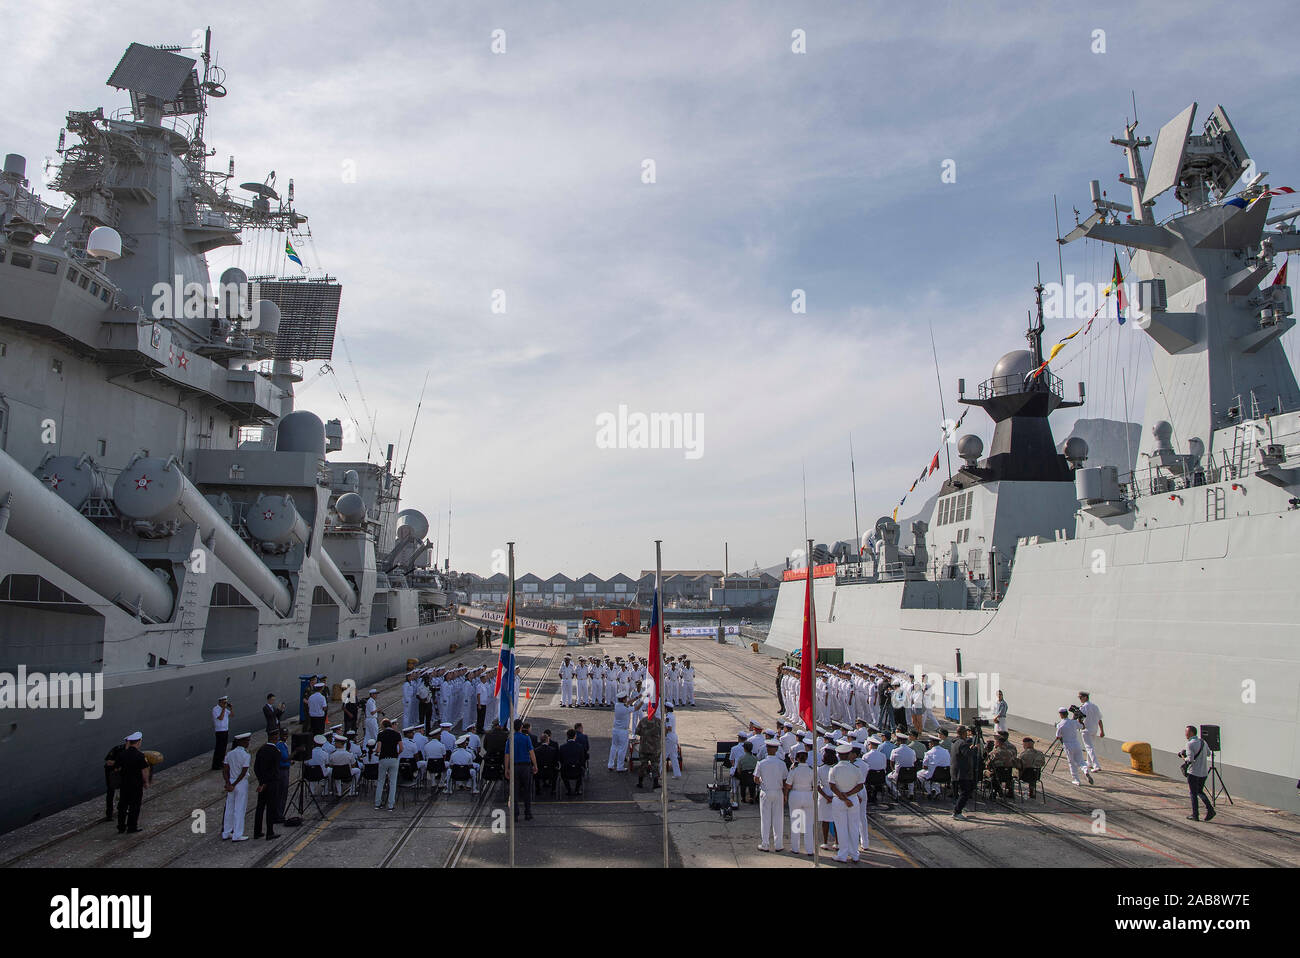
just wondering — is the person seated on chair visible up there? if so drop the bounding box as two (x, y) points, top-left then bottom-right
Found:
(306, 734), (331, 795)
(735, 742), (759, 803)
(558, 728), (586, 796)
(399, 727), (421, 760)
(917, 734), (951, 796)
(906, 728), (927, 765)
(422, 732), (448, 788)
(482, 720), (509, 759)
(535, 729), (560, 794)
(326, 734), (359, 796)
(984, 732), (1018, 796)
(886, 731), (916, 793)
(448, 735), (480, 793)
(1014, 737), (1046, 798)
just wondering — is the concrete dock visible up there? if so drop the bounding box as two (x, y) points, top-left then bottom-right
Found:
(3, 630), (1298, 869)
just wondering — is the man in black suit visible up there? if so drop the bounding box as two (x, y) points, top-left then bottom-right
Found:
(263, 693), (285, 736)
(534, 729), (560, 795)
(558, 728), (585, 796)
(253, 735), (282, 840)
(573, 723), (590, 770)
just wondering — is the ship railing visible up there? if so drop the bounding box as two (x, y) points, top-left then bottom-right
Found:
(976, 371), (1063, 401)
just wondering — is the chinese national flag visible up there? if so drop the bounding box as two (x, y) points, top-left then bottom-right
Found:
(798, 569), (816, 730)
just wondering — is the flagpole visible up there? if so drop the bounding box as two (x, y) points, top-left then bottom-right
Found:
(507, 541), (515, 869)
(656, 539), (668, 868)
(807, 537), (819, 870)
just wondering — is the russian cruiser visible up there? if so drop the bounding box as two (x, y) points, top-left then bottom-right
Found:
(0, 33), (471, 833)
(768, 102), (1300, 810)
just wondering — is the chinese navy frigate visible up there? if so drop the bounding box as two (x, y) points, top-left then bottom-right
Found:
(0, 32), (472, 833)
(768, 102), (1300, 810)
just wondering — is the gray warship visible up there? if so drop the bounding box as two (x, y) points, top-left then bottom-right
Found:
(0, 33), (471, 833)
(768, 101), (1300, 810)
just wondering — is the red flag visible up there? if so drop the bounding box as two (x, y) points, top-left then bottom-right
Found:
(1273, 261), (1289, 287)
(927, 450), (940, 476)
(647, 587), (662, 720)
(798, 571), (816, 730)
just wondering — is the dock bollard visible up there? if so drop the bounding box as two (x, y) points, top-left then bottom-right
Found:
(1122, 741), (1153, 774)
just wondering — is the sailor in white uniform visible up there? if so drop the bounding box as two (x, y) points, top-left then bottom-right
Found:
(754, 740), (788, 852)
(681, 660), (696, 705)
(786, 747), (816, 856)
(609, 694), (632, 771)
(364, 688), (381, 743)
(447, 736), (480, 793)
(1055, 706), (1092, 785)
(575, 658), (589, 706)
(402, 672), (420, 730)
(917, 734), (951, 796)
(826, 743), (862, 862)
(559, 656), (575, 707)
(849, 743), (870, 850)
(1077, 692), (1104, 771)
(887, 732), (916, 796)
(664, 705), (681, 778)
(221, 731), (252, 841)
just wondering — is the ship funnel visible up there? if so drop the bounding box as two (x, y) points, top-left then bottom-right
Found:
(3, 153), (25, 179)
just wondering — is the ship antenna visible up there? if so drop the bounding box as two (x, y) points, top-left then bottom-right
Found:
(1028, 263), (1046, 368)
(1053, 195), (1065, 285)
(849, 434), (862, 561)
(928, 319), (954, 480)
(399, 370), (431, 477)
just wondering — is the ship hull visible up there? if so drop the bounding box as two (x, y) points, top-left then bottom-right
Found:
(0, 617), (476, 835)
(767, 507), (1300, 810)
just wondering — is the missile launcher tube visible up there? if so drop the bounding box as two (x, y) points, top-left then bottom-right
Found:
(113, 457), (293, 616)
(0, 447), (174, 621)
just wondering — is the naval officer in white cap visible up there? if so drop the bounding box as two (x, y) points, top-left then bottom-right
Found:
(364, 688), (382, 743)
(754, 739), (788, 852)
(827, 742), (863, 862)
(785, 744), (816, 856)
(1055, 707), (1092, 786)
(221, 731), (253, 841)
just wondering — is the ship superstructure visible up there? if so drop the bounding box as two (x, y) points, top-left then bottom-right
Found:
(768, 102), (1300, 809)
(0, 33), (467, 833)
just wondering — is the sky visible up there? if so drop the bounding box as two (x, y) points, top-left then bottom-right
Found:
(7, 0), (1300, 577)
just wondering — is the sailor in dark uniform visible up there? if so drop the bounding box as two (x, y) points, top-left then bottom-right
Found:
(115, 731), (150, 833)
(253, 735), (282, 840)
(103, 735), (127, 822)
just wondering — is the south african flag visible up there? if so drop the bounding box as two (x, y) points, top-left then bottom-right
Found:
(285, 238), (303, 266)
(494, 574), (516, 726)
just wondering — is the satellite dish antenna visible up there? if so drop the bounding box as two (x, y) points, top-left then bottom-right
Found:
(86, 226), (122, 261)
(240, 181), (279, 201)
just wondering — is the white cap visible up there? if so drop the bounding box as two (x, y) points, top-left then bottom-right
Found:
(313, 734), (327, 745)
(835, 743), (854, 755)
(369, 688), (379, 694)
(765, 740), (780, 749)
(125, 731), (142, 742)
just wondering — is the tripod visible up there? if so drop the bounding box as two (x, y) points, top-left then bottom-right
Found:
(1043, 737), (1064, 775)
(1207, 750), (1234, 807)
(288, 764), (326, 821)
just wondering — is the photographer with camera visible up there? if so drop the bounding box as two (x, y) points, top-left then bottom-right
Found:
(1055, 706), (1093, 786)
(1178, 725), (1216, 822)
(1076, 692), (1104, 772)
(951, 725), (977, 820)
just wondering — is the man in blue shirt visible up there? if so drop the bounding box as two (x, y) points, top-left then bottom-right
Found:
(275, 729), (292, 823)
(507, 718), (538, 821)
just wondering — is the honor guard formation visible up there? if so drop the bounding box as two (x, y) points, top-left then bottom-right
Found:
(4, 629), (1299, 870)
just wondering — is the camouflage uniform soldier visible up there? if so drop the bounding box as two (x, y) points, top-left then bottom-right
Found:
(633, 714), (662, 790)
